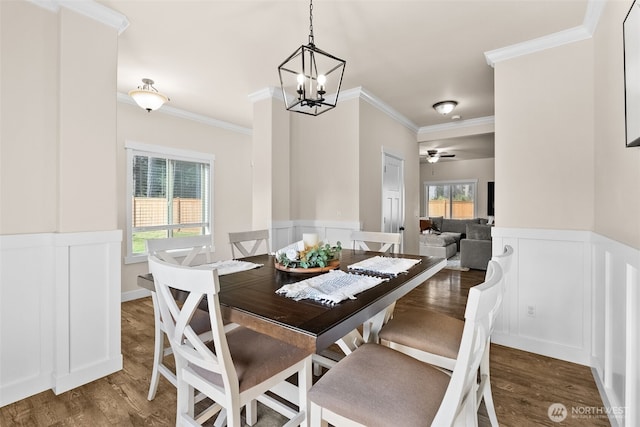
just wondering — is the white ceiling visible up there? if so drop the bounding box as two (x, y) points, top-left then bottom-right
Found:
(101, 0), (589, 161)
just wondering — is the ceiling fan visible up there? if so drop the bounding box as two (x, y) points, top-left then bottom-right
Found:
(423, 149), (455, 163)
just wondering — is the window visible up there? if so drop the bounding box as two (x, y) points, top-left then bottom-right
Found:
(125, 141), (214, 263)
(425, 180), (477, 219)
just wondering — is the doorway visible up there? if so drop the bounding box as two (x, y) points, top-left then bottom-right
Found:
(382, 152), (405, 250)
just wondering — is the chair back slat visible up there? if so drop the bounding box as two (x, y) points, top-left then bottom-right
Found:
(148, 255), (238, 388)
(350, 231), (401, 254)
(146, 235), (213, 266)
(432, 260), (504, 425)
(228, 229), (270, 259)
(490, 244), (514, 282)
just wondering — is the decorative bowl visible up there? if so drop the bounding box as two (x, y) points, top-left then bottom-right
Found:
(274, 259), (340, 274)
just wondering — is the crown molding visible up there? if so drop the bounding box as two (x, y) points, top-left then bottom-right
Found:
(249, 86), (419, 133)
(484, 0), (604, 67)
(341, 87), (419, 133)
(28, 0), (129, 34)
(248, 87), (283, 103)
(417, 116), (495, 141)
(583, 0), (607, 35)
(117, 92), (252, 136)
(484, 25), (591, 67)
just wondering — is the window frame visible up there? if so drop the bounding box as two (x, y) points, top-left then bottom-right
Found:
(124, 140), (215, 264)
(424, 179), (478, 219)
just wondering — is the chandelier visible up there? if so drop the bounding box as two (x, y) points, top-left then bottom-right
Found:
(278, 0), (346, 116)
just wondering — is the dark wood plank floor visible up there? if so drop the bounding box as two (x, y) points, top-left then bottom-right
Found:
(0, 268), (611, 426)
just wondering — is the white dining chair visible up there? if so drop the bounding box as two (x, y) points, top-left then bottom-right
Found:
(145, 235), (215, 401)
(378, 245), (514, 426)
(308, 261), (504, 426)
(335, 230), (402, 354)
(228, 229), (270, 259)
(350, 230), (401, 254)
(148, 254), (312, 427)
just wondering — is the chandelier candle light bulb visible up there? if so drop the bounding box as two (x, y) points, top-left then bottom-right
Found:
(317, 74), (326, 94)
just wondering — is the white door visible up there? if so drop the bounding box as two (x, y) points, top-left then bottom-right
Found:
(382, 153), (404, 248)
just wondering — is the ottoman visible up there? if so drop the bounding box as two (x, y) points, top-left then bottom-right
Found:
(419, 233), (457, 259)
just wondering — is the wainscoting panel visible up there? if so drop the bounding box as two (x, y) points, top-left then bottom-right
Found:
(0, 234), (55, 407)
(0, 231), (123, 407)
(591, 234), (639, 427)
(492, 228), (639, 427)
(491, 228), (593, 365)
(271, 220), (361, 251)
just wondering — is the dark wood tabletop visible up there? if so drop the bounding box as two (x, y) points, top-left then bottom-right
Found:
(138, 250), (445, 353)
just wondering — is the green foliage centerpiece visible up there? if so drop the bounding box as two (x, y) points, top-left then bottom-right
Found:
(275, 241), (342, 273)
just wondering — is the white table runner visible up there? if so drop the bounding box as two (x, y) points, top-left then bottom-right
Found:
(275, 270), (385, 305)
(347, 256), (421, 276)
(196, 259), (263, 275)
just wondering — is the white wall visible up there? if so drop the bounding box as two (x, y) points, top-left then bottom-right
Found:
(492, 1), (640, 424)
(1, 2), (123, 406)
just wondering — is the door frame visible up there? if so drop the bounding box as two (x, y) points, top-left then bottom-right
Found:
(381, 148), (405, 250)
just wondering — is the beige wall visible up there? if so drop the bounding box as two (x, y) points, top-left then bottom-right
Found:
(494, 39), (595, 231)
(358, 101), (421, 254)
(1, 2), (118, 234)
(290, 98), (360, 222)
(117, 102), (253, 293)
(58, 8), (118, 232)
(419, 158), (495, 220)
(252, 97), (291, 227)
(593, 0), (640, 249)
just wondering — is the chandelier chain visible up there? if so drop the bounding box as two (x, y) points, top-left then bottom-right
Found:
(308, 0), (314, 45)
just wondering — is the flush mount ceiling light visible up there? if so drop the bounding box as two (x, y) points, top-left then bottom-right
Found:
(128, 78), (169, 112)
(278, 0), (346, 116)
(433, 100), (458, 115)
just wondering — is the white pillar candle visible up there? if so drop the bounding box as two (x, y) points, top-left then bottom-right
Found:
(302, 233), (319, 248)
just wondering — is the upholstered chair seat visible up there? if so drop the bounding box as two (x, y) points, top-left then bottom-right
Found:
(379, 308), (463, 369)
(309, 344), (450, 426)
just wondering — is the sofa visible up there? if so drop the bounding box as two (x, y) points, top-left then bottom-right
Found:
(460, 223), (493, 270)
(419, 217), (492, 268)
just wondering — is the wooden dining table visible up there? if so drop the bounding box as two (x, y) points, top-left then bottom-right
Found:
(137, 250), (446, 355)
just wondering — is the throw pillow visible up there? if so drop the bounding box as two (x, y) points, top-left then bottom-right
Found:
(428, 216), (443, 232)
(419, 219), (432, 232)
(466, 223), (492, 240)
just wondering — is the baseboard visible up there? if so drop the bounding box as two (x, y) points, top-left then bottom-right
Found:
(121, 287), (151, 302)
(492, 333), (590, 366)
(591, 367), (625, 427)
(53, 356), (123, 395)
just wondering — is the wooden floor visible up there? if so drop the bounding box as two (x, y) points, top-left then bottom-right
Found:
(0, 268), (611, 426)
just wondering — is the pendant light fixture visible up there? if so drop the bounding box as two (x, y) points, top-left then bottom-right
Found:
(278, 0), (346, 116)
(128, 78), (169, 112)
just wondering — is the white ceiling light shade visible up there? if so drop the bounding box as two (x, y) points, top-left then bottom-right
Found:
(128, 78), (169, 112)
(433, 100), (458, 115)
(427, 155), (439, 163)
(278, 0), (346, 116)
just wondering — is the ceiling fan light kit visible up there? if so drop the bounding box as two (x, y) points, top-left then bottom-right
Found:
(425, 149), (455, 163)
(278, 0), (346, 116)
(433, 100), (458, 115)
(128, 78), (169, 112)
